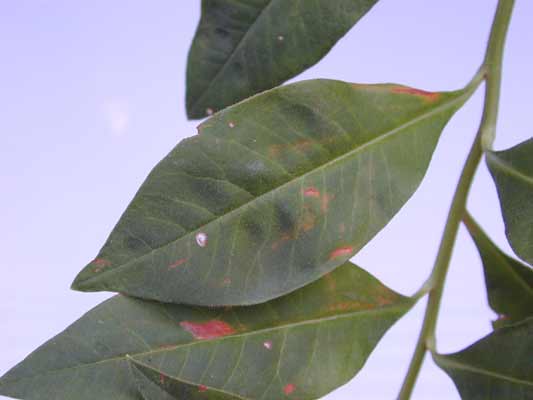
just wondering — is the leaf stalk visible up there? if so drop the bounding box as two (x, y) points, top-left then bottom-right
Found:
(397, 1), (515, 398)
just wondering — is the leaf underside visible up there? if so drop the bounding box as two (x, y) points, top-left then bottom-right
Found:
(186, 0), (379, 119)
(464, 214), (533, 328)
(433, 317), (533, 400)
(72, 79), (469, 306)
(0, 262), (413, 400)
(487, 137), (533, 266)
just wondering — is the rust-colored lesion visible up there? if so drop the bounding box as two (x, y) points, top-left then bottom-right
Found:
(329, 246), (354, 260)
(327, 301), (375, 313)
(390, 85), (441, 102)
(179, 319), (237, 340)
(168, 258), (188, 270)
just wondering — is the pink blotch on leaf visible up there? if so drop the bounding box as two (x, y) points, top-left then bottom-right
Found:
(180, 320), (236, 340)
(303, 187), (321, 198)
(263, 340), (273, 350)
(198, 385), (208, 392)
(284, 383), (296, 395)
(159, 373), (166, 385)
(391, 86), (440, 101)
(329, 246), (354, 260)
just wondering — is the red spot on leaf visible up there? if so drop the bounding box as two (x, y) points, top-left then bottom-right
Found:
(284, 383), (296, 395)
(391, 86), (440, 101)
(303, 187), (321, 198)
(180, 320), (236, 340)
(159, 373), (166, 385)
(271, 233), (292, 251)
(329, 246), (354, 260)
(198, 385), (208, 392)
(168, 258), (188, 270)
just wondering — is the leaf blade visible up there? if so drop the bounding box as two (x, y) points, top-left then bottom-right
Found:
(186, 0), (379, 119)
(0, 262), (413, 400)
(463, 213), (533, 328)
(487, 138), (533, 266)
(73, 79), (470, 305)
(433, 317), (533, 400)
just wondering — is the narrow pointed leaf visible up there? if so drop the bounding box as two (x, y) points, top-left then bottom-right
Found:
(487, 138), (533, 266)
(0, 263), (413, 400)
(186, 0), (379, 119)
(464, 213), (533, 328)
(73, 79), (470, 306)
(433, 317), (533, 400)
(128, 358), (241, 400)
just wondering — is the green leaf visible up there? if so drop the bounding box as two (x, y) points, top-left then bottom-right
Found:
(463, 212), (533, 329)
(186, 0), (379, 119)
(487, 138), (533, 266)
(128, 357), (241, 399)
(433, 317), (533, 400)
(72, 79), (470, 306)
(0, 262), (413, 400)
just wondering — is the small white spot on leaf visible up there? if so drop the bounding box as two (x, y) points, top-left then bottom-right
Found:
(196, 232), (208, 247)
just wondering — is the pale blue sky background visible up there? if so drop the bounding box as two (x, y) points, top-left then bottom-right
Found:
(1, 1), (532, 399)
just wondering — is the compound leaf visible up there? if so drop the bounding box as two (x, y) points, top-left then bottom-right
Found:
(73, 79), (471, 306)
(463, 212), (533, 328)
(433, 317), (533, 400)
(186, 0), (379, 119)
(0, 263), (413, 400)
(487, 138), (533, 266)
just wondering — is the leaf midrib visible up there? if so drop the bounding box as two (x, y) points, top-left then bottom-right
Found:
(435, 354), (533, 387)
(0, 302), (410, 386)
(79, 88), (469, 289)
(189, 0), (276, 113)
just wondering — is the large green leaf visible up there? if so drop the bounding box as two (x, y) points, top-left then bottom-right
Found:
(487, 138), (533, 266)
(72, 79), (471, 306)
(0, 263), (413, 400)
(433, 317), (533, 400)
(463, 212), (533, 329)
(186, 0), (378, 119)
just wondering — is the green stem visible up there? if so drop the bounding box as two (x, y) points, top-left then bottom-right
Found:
(397, 1), (514, 399)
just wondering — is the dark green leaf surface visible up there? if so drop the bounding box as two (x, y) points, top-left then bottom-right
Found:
(186, 0), (378, 119)
(0, 263), (413, 400)
(128, 358), (241, 400)
(73, 79), (471, 306)
(433, 317), (533, 400)
(464, 213), (533, 328)
(487, 138), (533, 266)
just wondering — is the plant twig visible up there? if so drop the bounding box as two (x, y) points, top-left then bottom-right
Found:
(397, 1), (515, 398)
